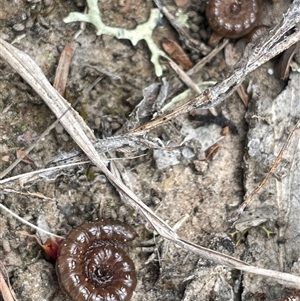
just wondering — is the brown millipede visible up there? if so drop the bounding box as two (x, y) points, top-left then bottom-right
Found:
(245, 25), (270, 43)
(206, 0), (263, 39)
(56, 220), (138, 301)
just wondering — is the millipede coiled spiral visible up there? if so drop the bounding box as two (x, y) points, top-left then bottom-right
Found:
(206, 0), (262, 39)
(56, 220), (138, 301)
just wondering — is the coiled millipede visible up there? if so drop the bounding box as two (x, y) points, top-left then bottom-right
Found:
(206, 0), (262, 39)
(56, 220), (138, 301)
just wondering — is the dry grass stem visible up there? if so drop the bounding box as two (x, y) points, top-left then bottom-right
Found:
(0, 261), (15, 301)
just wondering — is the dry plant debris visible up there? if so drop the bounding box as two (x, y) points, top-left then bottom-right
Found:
(0, 261), (15, 301)
(161, 38), (193, 70)
(0, 0), (300, 299)
(1, 0), (300, 291)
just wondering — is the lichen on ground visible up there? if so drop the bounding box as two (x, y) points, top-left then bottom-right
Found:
(64, 0), (166, 76)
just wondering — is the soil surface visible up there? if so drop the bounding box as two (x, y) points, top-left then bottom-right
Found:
(0, 1), (299, 301)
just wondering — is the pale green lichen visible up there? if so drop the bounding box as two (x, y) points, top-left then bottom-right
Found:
(160, 81), (217, 114)
(64, 0), (166, 76)
(175, 9), (189, 29)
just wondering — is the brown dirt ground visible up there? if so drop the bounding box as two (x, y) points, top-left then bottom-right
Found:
(0, 0), (299, 301)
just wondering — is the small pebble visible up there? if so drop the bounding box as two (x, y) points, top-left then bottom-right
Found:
(189, 23), (200, 33)
(181, 146), (195, 159)
(2, 240), (11, 253)
(13, 23), (25, 32)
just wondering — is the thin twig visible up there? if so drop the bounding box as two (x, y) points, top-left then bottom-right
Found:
(188, 39), (229, 75)
(169, 60), (202, 95)
(166, 38), (229, 102)
(0, 274), (14, 301)
(0, 203), (64, 239)
(0, 261), (15, 301)
(0, 161), (89, 185)
(168, 59), (218, 116)
(230, 119), (300, 222)
(0, 122), (59, 179)
(1, 189), (53, 200)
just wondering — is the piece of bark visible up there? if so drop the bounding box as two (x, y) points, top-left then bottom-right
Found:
(242, 72), (300, 298)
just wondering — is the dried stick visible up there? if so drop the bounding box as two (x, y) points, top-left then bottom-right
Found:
(0, 121), (60, 179)
(230, 119), (300, 222)
(0, 203), (64, 239)
(166, 34), (229, 101)
(0, 161), (89, 185)
(0, 262), (15, 301)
